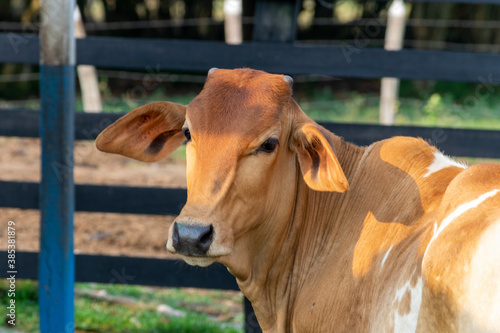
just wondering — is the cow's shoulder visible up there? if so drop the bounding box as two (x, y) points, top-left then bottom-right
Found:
(361, 136), (465, 213)
(374, 136), (454, 178)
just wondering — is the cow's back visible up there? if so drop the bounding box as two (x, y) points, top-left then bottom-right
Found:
(420, 163), (500, 333)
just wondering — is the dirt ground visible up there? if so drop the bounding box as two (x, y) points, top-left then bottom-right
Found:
(0, 137), (187, 258)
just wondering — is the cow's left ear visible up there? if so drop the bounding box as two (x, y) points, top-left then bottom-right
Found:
(96, 101), (186, 162)
(291, 123), (349, 192)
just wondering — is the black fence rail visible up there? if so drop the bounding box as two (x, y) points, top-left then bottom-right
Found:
(2, 109), (500, 158)
(2, 34), (500, 83)
(0, 251), (238, 289)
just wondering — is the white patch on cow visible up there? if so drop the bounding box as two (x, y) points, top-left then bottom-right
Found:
(424, 189), (500, 258)
(424, 151), (466, 178)
(393, 273), (423, 333)
(381, 246), (393, 268)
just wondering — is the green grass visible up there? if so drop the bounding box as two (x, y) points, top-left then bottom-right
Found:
(295, 88), (500, 130)
(0, 280), (243, 333)
(1, 280), (39, 332)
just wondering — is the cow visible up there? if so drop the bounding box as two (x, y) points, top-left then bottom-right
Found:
(96, 68), (500, 332)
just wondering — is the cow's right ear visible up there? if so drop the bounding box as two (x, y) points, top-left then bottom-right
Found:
(96, 101), (186, 162)
(291, 123), (349, 192)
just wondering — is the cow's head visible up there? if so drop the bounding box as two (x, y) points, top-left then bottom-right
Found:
(96, 68), (348, 269)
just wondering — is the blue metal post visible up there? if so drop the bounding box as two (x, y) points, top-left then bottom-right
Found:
(39, 1), (76, 332)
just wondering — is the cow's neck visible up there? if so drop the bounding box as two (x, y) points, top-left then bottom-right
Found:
(229, 137), (366, 331)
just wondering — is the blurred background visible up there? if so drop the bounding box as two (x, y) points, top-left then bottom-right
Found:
(0, 0), (499, 128)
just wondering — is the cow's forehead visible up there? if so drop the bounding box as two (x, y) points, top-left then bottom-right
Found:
(186, 68), (292, 137)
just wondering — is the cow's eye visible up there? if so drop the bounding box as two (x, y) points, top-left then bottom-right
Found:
(183, 128), (191, 142)
(257, 138), (279, 154)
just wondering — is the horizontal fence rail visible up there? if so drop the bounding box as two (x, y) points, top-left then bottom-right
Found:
(0, 108), (120, 140)
(0, 251), (238, 289)
(1, 34), (500, 82)
(1, 108), (500, 158)
(321, 123), (500, 158)
(0, 181), (186, 215)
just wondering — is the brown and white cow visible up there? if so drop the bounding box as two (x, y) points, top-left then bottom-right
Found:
(96, 68), (500, 332)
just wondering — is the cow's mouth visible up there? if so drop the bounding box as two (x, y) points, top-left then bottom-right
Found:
(179, 255), (216, 267)
(165, 241), (217, 267)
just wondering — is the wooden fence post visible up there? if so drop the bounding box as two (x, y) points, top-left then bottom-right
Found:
(74, 5), (102, 112)
(379, 0), (406, 125)
(253, 0), (300, 43)
(224, 0), (243, 44)
(39, 0), (76, 332)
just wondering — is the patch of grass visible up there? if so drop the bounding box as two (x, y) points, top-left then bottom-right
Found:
(0, 280), (243, 333)
(0, 279), (39, 332)
(75, 298), (237, 333)
(295, 88), (500, 130)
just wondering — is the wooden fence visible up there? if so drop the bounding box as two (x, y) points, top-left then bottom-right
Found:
(1, 0), (500, 332)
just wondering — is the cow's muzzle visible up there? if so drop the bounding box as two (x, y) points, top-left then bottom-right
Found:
(171, 222), (214, 256)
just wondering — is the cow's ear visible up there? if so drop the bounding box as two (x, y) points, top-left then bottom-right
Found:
(96, 101), (186, 162)
(291, 123), (349, 192)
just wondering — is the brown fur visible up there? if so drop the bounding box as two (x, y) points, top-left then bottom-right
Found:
(96, 68), (500, 332)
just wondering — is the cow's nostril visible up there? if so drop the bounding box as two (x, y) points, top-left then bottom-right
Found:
(172, 222), (214, 256)
(172, 222), (180, 250)
(198, 224), (214, 253)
